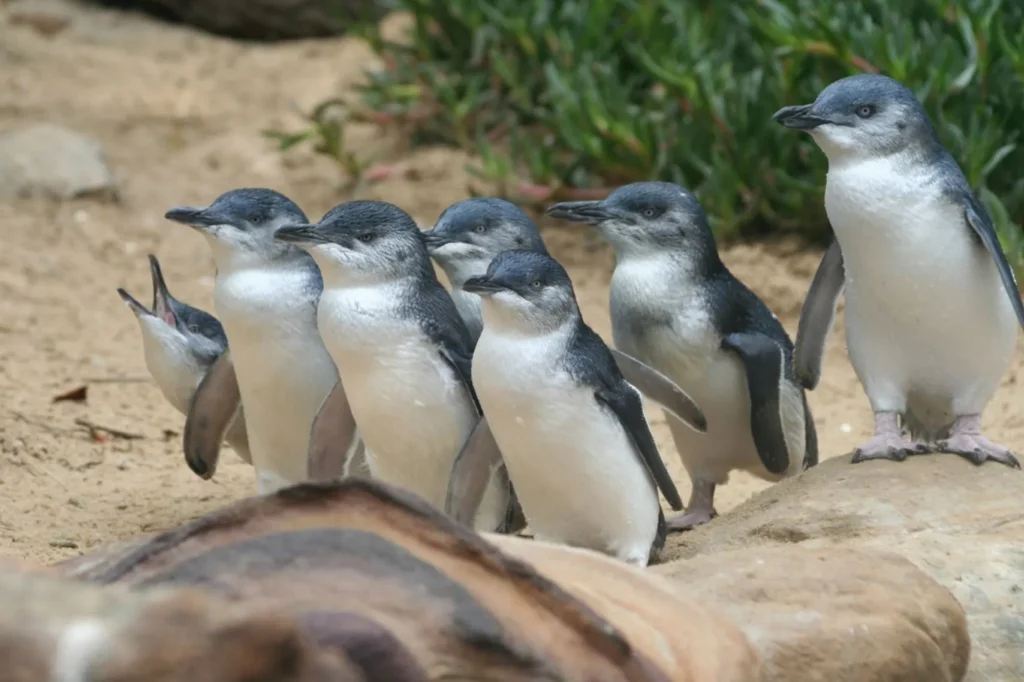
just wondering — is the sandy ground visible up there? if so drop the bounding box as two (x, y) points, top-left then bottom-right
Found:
(1, 0), (1021, 566)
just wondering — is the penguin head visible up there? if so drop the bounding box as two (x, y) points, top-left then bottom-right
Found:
(463, 250), (578, 334)
(772, 74), (937, 159)
(274, 200), (433, 285)
(117, 254), (227, 369)
(165, 188), (309, 261)
(424, 198), (548, 283)
(547, 182), (716, 260)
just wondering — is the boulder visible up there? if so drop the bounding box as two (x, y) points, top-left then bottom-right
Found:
(85, 0), (390, 41)
(662, 454), (1024, 681)
(55, 477), (972, 682)
(0, 124), (116, 200)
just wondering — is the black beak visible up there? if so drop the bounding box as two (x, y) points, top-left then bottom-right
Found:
(463, 275), (506, 295)
(116, 287), (150, 318)
(546, 201), (618, 225)
(771, 104), (830, 130)
(148, 254), (177, 326)
(273, 223), (328, 245)
(421, 229), (450, 251)
(164, 206), (234, 230)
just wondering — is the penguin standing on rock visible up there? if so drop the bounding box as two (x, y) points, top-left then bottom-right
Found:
(548, 182), (818, 530)
(774, 74), (1023, 467)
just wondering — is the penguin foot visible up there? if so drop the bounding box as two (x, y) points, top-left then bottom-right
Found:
(937, 415), (1020, 468)
(851, 411), (929, 463)
(850, 436), (928, 463)
(665, 508), (717, 532)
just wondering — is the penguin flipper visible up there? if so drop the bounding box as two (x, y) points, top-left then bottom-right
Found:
(609, 348), (707, 433)
(794, 237), (844, 390)
(720, 332), (792, 476)
(962, 198), (1024, 329)
(439, 344), (481, 414)
(445, 416), (504, 525)
(183, 350), (241, 480)
(307, 379), (360, 481)
(594, 386), (684, 511)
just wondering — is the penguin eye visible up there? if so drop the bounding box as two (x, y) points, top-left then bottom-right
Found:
(357, 233), (375, 243)
(473, 224), (486, 234)
(856, 104), (876, 119)
(530, 280), (543, 289)
(187, 324), (200, 333)
(641, 207), (657, 218)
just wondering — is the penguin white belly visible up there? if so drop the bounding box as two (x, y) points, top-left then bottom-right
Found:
(473, 329), (661, 565)
(609, 265), (771, 483)
(216, 270), (338, 491)
(825, 158), (1018, 424)
(138, 319), (203, 415)
(318, 287), (503, 530)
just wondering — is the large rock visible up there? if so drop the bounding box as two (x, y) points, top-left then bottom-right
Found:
(54, 477), (969, 682)
(0, 124), (116, 200)
(86, 0), (390, 41)
(662, 454), (1024, 681)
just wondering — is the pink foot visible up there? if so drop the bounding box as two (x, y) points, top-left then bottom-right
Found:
(851, 411), (928, 463)
(666, 507), (717, 531)
(937, 415), (1020, 468)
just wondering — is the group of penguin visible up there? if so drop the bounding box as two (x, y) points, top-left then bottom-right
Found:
(117, 74), (1023, 567)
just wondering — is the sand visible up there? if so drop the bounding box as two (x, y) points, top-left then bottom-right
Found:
(1, 0), (1021, 565)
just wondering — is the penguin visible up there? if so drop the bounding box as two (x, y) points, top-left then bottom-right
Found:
(462, 249), (684, 565)
(164, 188), (361, 494)
(116, 253), (250, 474)
(547, 181), (818, 530)
(774, 73), (1023, 467)
(273, 200), (520, 532)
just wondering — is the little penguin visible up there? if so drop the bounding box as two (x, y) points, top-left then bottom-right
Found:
(116, 253), (251, 474)
(273, 200), (520, 532)
(422, 197), (550, 345)
(547, 182), (818, 530)
(425, 196), (707, 435)
(774, 74), (1023, 467)
(164, 189), (362, 494)
(461, 249), (684, 565)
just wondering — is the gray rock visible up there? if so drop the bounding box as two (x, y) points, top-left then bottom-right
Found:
(662, 454), (1024, 681)
(0, 123), (116, 200)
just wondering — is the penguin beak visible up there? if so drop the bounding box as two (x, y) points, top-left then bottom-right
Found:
(148, 254), (177, 326)
(463, 275), (506, 296)
(771, 104), (831, 130)
(116, 287), (151, 319)
(546, 201), (619, 225)
(273, 223), (330, 246)
(164, 206), (236, 232)
(421, 229), (450, 252)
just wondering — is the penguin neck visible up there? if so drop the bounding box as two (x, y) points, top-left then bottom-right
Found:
(480, 300), (577, 341)
(440, 257), (491, 288)
(615, 246), (723, 286)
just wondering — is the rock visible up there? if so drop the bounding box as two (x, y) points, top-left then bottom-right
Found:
(662, 454), (1024, 681)
(654, 546), (969, 682)
(55, 476), (972, 682)
(85, 0), (389, 41)
(0, 567), (357, 682)
(0, 124), (116, 200)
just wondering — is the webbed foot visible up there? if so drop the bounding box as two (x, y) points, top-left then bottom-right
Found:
(937, 415), (1020, 468)
(851, 411), (928, 463)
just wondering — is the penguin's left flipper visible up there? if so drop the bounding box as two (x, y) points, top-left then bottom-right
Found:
(794, 237), (845, 390)
(307, 379), (360, 481)
(609, 348), (708, 433)
(439, 343), (481, 413)
(594, 384), (685, 511)
(962, 197), (1024, 329)
(184, 350), (241, 480)
(721, 332), (794, 476)
(445, 416), (503, 524)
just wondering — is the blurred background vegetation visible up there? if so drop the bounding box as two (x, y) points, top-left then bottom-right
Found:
(283, 0), (1023, 271)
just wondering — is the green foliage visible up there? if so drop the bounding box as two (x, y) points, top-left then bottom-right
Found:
(344, 0), (1022, 269)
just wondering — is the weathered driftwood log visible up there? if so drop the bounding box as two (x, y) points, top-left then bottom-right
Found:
(86, 0), (389, 41)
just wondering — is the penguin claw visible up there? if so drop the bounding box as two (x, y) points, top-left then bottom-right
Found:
(850, 437), (927, 463)
(665, 508), (717, 532)
(937, 435), (1021, 469)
